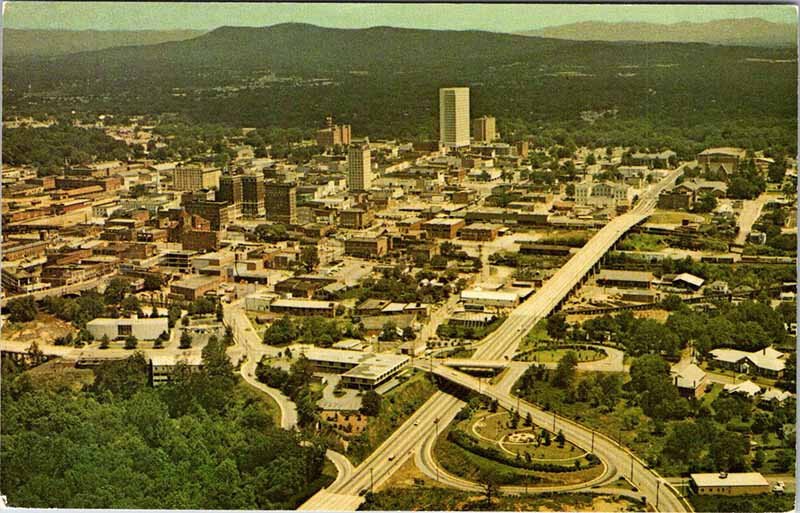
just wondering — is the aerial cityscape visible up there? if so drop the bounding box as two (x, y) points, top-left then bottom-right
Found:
(0, 3), (797, 512)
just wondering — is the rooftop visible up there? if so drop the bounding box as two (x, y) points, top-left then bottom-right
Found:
(691, 472), (768, 488)
(597, 269), (655, 283)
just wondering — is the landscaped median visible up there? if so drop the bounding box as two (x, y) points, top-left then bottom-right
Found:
(433, 406), (605, 487)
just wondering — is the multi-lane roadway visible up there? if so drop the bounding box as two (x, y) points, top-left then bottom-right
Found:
(299, 168), (686, 511)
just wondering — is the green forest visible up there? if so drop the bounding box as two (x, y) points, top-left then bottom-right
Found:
(4, 24), (796, 156)
(0, 340), (329, 509)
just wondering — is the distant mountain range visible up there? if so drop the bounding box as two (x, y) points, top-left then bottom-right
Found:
(3, 29), (206, 57)
(519, 18), (797, 47)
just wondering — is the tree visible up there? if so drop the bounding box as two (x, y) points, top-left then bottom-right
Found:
(478, 469), (499, 506)
(179, 331), (193, 349)
(124, 335), (138, 350)
(379, 321), (398, 341)
(693, 193), (717, 213)
(775, 449), (795, 472)
(525, 412), (533, 427)
(143, 274), (163, 291)
(7, 296), (37, 323)
(551, 351), (578, 389)
(168, 305), (182, 328)
(264, 317), (297, 345)
(104, 277), (132, 304)
(768, 159), (787, 183)
(300, 246), (319, 272)
(546, 313), (568, 341)
(555, 430), (566, 447)
(360, 390), (382, 416)
(99, 334), (110, 349)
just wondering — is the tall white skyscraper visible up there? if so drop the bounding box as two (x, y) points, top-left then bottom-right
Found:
(347, 140), (372, 191)
(439, 87), (470, 148)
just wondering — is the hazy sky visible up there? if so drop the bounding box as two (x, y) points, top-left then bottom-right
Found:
(3, 2), (797, 32)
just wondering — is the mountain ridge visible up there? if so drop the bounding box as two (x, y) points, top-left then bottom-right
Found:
(3, 28), (207, 58)
(518, 17), (797, 47)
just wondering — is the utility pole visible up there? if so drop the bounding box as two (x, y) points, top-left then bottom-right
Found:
(552, 411), (556, 431)
(591, 430), (595, 453)
(630, 453), (634, 482)
(656, 479), (660, 510)
(434, 417), (440, 482)
(370, 467), (374, 494)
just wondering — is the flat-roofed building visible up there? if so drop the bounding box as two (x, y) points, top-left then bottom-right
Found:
(87, 317), (169, 340)
(459, 223), (500, 241)
(339, 208), (374, 229)
(241, 174), (266, 217)
(170, 274), (223, 301)
(344, 236), (389, 258)
(519, 242), (574, 257)
(439, 87), (470, 148)
(460, 289), (519, 308)
(270, 298), (339, 317)
(174, 166), (221, 192)
(265, 181), (297, 225)
(302, 347), (409, 390)
(596, 270), (655, 289)
(150, 354), (202, 386)
(690, 472), (770, 496)
(472, 115), (496, 143)
(423, 217), (466, 239)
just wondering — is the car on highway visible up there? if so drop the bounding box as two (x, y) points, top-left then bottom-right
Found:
(413, 420), (419, 426)
(388, 455), (395, 461)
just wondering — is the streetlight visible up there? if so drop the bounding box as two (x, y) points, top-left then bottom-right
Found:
(591, 430), (595, 453)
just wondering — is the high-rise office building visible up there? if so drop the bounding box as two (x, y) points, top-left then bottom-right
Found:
(472, 115), (496, 143)
(347, 141), (372, 191)
(265, 182), (297, 225)
(241, 174), (266, 217)
(218, 175), (243, 205)
(439, 87), (470, 148)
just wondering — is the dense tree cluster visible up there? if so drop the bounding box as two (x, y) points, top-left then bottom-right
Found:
(1, 343), (327, 509)
(3, 124), (129, 175)
(262, 316), (361, 347)
(255, 355), (319, 426)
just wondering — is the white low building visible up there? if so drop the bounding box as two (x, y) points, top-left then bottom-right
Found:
(460, 289), (519, 308)
(87, 317), (169, 340)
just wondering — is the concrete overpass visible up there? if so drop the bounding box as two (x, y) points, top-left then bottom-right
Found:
(430, 363), (692, 513)
(298, 168), (686, 511)
(438, 357), (508, 371)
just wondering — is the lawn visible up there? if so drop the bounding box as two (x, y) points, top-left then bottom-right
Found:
(617, 233), (668, 252)
(470, 411), (587, 461)
(513, 376), (667, 471)
(434, 425), (605, 487)
(649, 210), (706, 225)
(517, 321), (551, 353)
(516, 347), (606, 364)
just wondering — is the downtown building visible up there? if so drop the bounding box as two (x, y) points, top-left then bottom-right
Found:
(315, 116), (352, 148)
(265, 181), (297, 225)
(347, 141), (373, 191)
(439, 87), (470, 148)
(472, 115), (496, 143)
